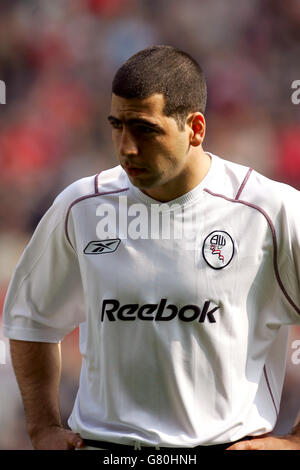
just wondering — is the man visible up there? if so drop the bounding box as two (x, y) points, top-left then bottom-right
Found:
(2, 45), (300, 451)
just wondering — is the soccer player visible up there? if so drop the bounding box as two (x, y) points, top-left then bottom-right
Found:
(3, 45), (300, 450)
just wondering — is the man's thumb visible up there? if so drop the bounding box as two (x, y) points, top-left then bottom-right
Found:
(69, 432), (84, 448)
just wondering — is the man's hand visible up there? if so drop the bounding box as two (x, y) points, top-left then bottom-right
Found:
(226, 433), (300, 450)
(9, 341), (84, 450)
(30, 425), (85, 450)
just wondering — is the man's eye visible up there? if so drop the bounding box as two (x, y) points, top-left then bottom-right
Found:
(112, 122), (122, 129)
(109, 120), (122, 130)
(135, 126), (156, 134)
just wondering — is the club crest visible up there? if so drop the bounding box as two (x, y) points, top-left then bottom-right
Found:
(202, 231), (234, 269)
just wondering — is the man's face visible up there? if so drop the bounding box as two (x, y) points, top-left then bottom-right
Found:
(108, 93), (192, 197)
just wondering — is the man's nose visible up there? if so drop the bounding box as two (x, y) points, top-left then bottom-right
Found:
(119, 128), (138, 157)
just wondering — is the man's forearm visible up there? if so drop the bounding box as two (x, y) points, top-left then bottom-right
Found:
(9, 339), (63, 439)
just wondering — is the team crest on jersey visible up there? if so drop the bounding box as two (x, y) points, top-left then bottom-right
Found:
(84, 238), (121, 254)
(202, 231), (234, 269)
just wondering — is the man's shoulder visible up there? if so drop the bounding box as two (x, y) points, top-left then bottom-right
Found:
(54, 165), (126, 208)
(211, 154), (300, 218)
(240, 166), (300, 212)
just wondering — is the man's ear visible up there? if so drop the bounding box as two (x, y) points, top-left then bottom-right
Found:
(187, 113), (206, 147)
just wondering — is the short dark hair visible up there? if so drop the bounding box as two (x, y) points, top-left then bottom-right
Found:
(112, 45), (207, 130)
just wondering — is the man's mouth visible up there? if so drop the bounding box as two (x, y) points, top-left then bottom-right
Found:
(123, 165), (147, 176)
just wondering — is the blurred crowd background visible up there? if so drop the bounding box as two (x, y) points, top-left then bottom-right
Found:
(0, 0), (300, 450)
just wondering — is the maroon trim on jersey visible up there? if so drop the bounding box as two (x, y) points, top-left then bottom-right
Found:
(65, 187), (129, 248)
(94, 172), (101, 194)
(263, 365), (279, 418)
(235, 168), (253, 200)
(204, 188), (300, 317)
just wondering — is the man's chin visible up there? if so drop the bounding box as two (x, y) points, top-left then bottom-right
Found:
(127, 173), (156, 190)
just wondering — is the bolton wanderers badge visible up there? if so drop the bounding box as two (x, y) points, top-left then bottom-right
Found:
(202, 231), (234, 269)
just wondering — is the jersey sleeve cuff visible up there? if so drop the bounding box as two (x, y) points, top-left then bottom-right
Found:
(2, 324), (71, 343)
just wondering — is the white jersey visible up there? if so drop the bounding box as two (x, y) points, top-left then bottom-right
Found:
(3, 153), (300, 447)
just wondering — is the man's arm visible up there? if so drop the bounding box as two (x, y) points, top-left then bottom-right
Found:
(9, 339), (84, 450)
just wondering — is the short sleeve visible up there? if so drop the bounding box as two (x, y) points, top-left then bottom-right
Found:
(2, 195), (86, 343)
(276, 185), (300, 324)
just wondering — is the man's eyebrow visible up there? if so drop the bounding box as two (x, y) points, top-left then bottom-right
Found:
(107, 115), (164, 131)
(107, 115), (120, 123)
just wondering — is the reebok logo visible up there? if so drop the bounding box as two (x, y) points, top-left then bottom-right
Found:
(100, 299), (220, 323)
(84, 238), (121, 254)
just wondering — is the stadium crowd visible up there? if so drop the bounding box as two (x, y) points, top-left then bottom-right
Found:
(0, 0), (299, 449)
